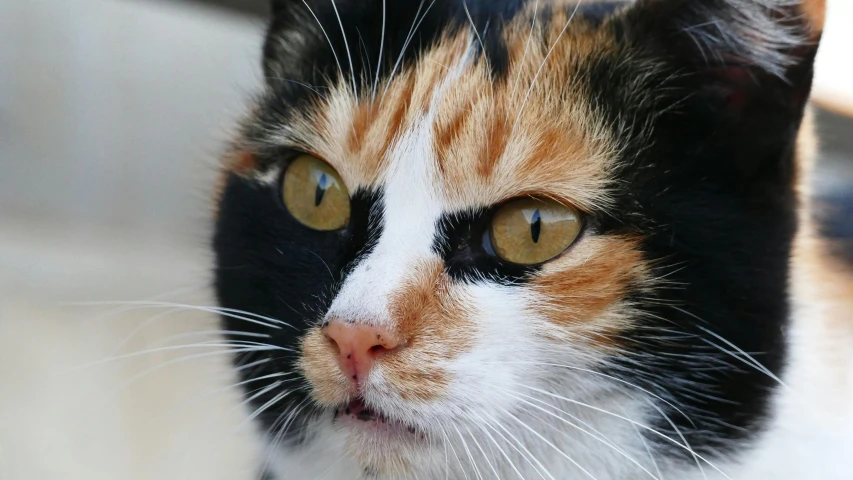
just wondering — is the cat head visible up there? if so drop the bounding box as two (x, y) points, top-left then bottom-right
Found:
(214, 0), (825, 477)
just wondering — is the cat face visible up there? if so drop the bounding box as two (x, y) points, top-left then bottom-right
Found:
(213, 0), (824, 477)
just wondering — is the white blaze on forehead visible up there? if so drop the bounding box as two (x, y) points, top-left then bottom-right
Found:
(327, 118), (443, 326)
(326, 40), (475, 327)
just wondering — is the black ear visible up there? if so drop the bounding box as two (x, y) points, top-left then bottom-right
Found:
(261, 0), (405, 90)
(262, 0), (325, 86)
(621, 0), (825, 180)
(625, 0), (824, 76)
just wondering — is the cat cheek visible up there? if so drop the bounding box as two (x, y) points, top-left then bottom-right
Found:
(529, 236), (647, 339)
(379, 354), (452, 402)
(300, 328), (352, 406)
(383, 260), (474, 401)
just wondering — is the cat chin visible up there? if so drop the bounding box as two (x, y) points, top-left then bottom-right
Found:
(290, 416), (438, 480)
(340, 429), (429, 479)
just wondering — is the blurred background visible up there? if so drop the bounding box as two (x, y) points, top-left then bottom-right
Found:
(0, 1), (850, 479)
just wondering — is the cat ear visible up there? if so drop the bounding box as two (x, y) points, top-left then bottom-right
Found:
(622, 0), (826, 178)
(624, 0), (825, 78)
(262, 0), (334, 87)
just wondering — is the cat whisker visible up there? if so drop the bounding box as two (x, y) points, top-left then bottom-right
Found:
(300, 1), (346, 91)
(467, 411), (529, 480)
(442, 428), (471, 480)
(107, 306), (188, 356)
(383, 0), (437, 98)
(160, 374), (299, 426)
(234, 357), (271, 372)
(693, 323), (788, 390)
(462, 420), (502, 480)
(356, 28), (372, 90)
(261, 397), (313, 475)
(644, 396), (707, 480)
(507, 1), (539, 123)
(513, 384), (730, 480)
(243, 387), (300, 426)
(512, 1), (583, 131)
(483, 360), (697, 429)
(64, 341), (285, 373)
(309, 454), (347, 480)
(67, 300), (292, 329)
(74, 283), (208, 329)
(453, 423), (485, 480)
(663, 305), (787, 389)
(371, 0), (386, 101)
(240, 381), (287, 410)
(632, 418), (664, 480)
(329, 0), (357, 95)
(442, 428), (450, 480)
(264, 77), (330, 99)
(62, 347), (281, 434)
(303, 247), (335, 281)
(478, 410), (555, 480)
(499, 389), (661, 480)
(498, 405), (600, 480)
(462, 1), (485, 59)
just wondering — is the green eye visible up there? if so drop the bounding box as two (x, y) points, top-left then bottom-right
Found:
(282, 155), (350, 231)
(489, 198), (582, 265)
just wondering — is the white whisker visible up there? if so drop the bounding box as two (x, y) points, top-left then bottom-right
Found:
(66, 300), (292, 329)
(442, 428), (471, 480)
(500, 406), (599, 480)
(383, 0), (437, 97)
(508, 0), (539, 118)
(329, 0), (358, 95)
(454, 424), (484, 480)
(64, 341), (285, 373)
(480, 411), (554, 480)
(501, 389), (661, 479)
(463, 420), (501, 480)
(515, 384), (731, 479)
(484, 360), (697, 428)
(468, 411), (528, 480)
(512, 1), (583, 131)
(301, 1), (346, 86)
(371, 0), (386, 101)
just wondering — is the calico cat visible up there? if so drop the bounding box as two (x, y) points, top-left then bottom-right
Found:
(213, 0), (852, 478)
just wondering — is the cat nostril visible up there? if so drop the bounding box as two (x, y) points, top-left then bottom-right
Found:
(369, 344), (385, 354)
(324, 333), (341, 354)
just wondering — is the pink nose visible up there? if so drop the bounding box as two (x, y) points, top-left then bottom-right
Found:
(322, 321), (403, 383)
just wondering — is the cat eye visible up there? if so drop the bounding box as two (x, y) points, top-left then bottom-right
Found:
(489, 198), (582, 265)
(282, 154), (350, 231)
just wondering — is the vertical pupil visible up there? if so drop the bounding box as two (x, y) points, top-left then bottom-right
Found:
(315, 172), (328, 207)
(530, 209), (541, 243)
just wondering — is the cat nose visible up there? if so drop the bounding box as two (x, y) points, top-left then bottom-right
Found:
(322, 320), (403, 383)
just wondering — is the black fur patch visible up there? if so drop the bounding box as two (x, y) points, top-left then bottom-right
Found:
(214, 161), (383, 443)
(577, 2), (818, 458)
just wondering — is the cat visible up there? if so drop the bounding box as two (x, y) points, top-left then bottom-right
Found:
(212, 0), (853, 478)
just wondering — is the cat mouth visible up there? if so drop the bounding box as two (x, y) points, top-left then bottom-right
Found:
(334, 398), (422, 438)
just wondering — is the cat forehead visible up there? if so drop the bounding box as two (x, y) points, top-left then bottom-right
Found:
(243, 8), (627, 213)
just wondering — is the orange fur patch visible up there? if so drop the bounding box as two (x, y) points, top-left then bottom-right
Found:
(529, 236), (648, 346)
(300, 328), (353, 406)
(224, 13), (621, 217)
(301, 260), (474, 404)
(432, 13), (619, 211)
(383, 259), (474, 402)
